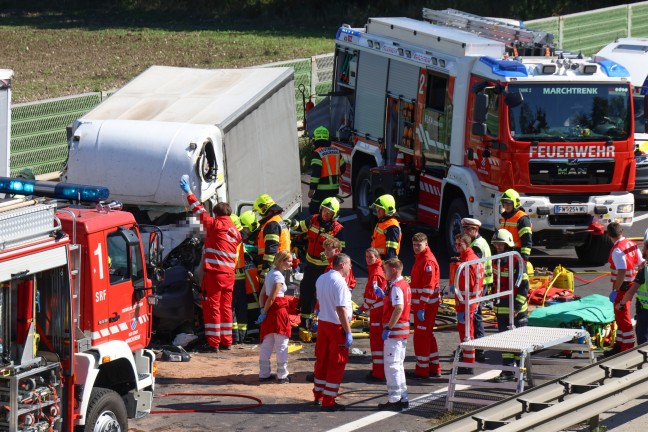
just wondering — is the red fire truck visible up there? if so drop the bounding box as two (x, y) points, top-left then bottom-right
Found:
(309, 9), (636, 264)
(0, 177), (158, 431)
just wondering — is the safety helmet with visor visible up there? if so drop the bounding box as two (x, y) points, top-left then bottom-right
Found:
(240, 210), (259, 232)
(320, 196), (340, 218)
(491, 229), (515, 248)
(230, 214), (242, 231)
(500, 188), (521, 208)
(254, 194), (276, 215)
(372, 194), (397, 217)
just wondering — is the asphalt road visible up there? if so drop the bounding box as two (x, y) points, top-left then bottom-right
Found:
(129, 191), (648, 432)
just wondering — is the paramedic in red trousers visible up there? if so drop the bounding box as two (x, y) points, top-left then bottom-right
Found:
(288, 197), (345, 333)
(604, 222), (644, 356)
(371, 194), (401, 260)
(308, 126), (346, 215)
(617, 228), (648, 347)
(377, 258), (412, 411)
(499, 189), (532, 262)
(356, 247), (387, 382)
(407, 232), (441, 380)
(313, 253), (353, 412)
(180, 175), (241, 353)
(452, 233), (483, 374)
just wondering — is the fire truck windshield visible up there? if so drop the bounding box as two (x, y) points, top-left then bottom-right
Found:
(507, 83), (631, 142)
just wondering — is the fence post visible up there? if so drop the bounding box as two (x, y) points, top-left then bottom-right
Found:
(628, 3), (632, 37)
(559, 16), (564, 49)
(310, 56), (317, 99)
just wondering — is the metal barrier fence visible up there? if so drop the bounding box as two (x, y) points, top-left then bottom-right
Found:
(10, 3), (648, 177)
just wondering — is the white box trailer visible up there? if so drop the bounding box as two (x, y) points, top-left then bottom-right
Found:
(64, 65), (302, 217)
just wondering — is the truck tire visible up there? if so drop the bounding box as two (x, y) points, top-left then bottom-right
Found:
(354, 165), (375, 228)
(80, 388), (127, 432)
(445, 197), (468, 256)
(575, 233), (613, 266)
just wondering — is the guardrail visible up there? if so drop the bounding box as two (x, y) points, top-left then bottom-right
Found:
(430, 343), (648, 432)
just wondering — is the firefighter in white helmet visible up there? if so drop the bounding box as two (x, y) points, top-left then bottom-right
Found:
(490, 229), (528, 382)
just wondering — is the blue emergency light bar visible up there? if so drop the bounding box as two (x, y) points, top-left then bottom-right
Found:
(0, 177), (110, 202)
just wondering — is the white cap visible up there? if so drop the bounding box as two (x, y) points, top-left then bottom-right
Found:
(461, 217), (482, 228)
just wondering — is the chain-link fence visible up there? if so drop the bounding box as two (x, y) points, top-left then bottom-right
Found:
(10, 3), (648, 177)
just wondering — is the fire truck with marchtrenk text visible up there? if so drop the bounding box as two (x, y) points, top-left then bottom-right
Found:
(0, 176), (159, 432)
(307, 8), (636, 265)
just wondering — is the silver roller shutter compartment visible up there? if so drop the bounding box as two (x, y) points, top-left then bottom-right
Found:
(354, 52), (388, 141)
(387, 60), (419, 101)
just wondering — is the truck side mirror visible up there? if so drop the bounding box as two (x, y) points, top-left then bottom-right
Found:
(147, 230), (163, 268)
(505, 91), (524, 108)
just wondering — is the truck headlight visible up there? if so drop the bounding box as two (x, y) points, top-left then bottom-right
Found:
(616, 204), (634, 214)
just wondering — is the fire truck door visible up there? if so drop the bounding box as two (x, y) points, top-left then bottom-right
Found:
(105, 227), (147, 348)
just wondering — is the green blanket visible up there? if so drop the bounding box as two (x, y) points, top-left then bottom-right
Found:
(529, 294), (615, 327)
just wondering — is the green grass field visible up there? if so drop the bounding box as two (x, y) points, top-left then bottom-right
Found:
(3, 12), (335, 103)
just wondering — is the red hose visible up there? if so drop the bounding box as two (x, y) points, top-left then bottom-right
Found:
(573, 273), (609, 284)
(150, 392), (262, 414)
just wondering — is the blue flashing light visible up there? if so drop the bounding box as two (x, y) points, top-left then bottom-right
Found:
(597, 59), (630, 78)
(0, 177), (109, 202)
(336, 26), (361, 41)
(479, 56), (528, 77)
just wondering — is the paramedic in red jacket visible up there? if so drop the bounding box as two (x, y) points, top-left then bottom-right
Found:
(407, 232), (441, 379)
(357, 247), (387, 381)
(605, 222), (644, 356)
(452, 233), (483, 374)
(180, 175), (241, 353)
(377, 258), (412, 412)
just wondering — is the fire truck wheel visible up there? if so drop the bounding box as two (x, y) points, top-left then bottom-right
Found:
(445, 197), (468, 256)
(574, 233), (613, 266)
(354, 165), (376, 228)
(81, 387), (127, 432)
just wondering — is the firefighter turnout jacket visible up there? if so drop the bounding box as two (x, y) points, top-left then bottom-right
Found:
(371, 217), (402, 259)
(310, 144), (346, 193)
(295, 215), (345, 266)
(257, 215), (291, 268)
(492, 258), (529, 316)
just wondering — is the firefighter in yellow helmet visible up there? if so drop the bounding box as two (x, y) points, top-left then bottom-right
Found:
(254, 194), (291, 280)
(308, 126), (346, 215)
(288, 197), (346, 332)
(371, 194), (401, 260)
(499, 189), (533, 262)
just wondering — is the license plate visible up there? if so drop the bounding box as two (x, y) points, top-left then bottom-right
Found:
(554, 205), (587, 214)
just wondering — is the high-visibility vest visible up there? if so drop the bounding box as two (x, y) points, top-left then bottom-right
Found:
(371, 218), (401, 256)
(608, 238), (641, 284)
(234, 242), (246, 281)
(312, 146), (343, 191)
(637, 267), (648, 309)
(304, 215), (344, 266)
(470, 236), (493, 285)
(381, 277), (411, 339)
(499, 209), (531, 251)
(257, 215), (291, 255)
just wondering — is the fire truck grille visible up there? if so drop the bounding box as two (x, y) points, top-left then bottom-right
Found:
(529, 160), (614, 185)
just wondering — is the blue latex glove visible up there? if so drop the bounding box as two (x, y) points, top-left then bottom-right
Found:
(609, 291), (617, 303)
(374, 287), (386, 299)
(255, 313), (267, 325)
(311, 321), (318, 333)
(382, 327), (391, 341)
(344, 331), (353, 348)
(417, 309), (425, 321)
(314, 308), (320, 317)
(449, 284), (455, 295)
(179, 175), (191, 193)
(457, 312), (465, 323)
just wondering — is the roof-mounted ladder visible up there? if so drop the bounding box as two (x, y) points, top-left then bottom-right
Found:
(422, 8), (554, 56)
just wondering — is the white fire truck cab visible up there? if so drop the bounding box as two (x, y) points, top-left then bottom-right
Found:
(0, 177), (158, 431)
(309, 9), (636, 264)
